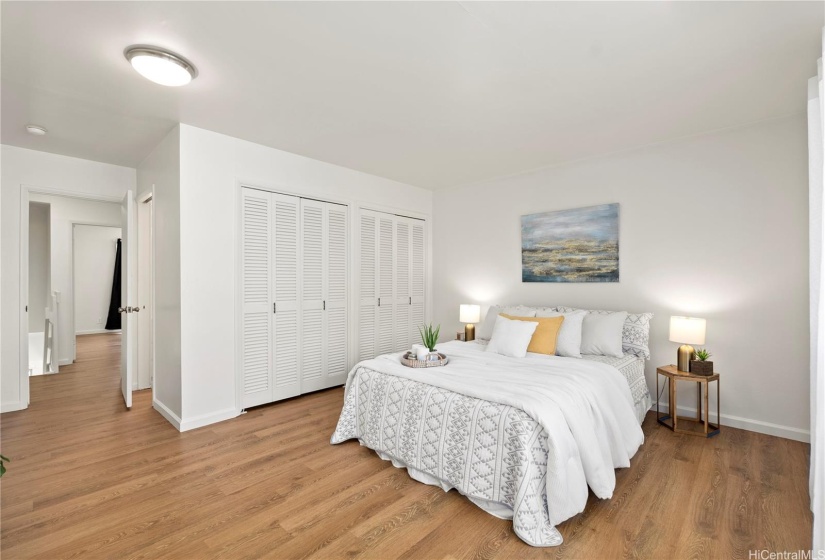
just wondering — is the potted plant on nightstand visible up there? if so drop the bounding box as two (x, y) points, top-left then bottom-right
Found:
(690, 348), (713, 376)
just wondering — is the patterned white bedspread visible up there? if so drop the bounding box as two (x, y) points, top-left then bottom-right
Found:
(581, 354), (651, 424)
(331, 341), (645, 547)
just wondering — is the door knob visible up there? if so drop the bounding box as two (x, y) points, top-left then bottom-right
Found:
(118, 306), (126, 313)
(133, 307), (140, 313)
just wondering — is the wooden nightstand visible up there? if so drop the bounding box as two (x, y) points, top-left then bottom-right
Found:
(656, 364), (720, 438)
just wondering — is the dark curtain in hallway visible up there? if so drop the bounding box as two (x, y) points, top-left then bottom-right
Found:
(104, 238), (122, 330)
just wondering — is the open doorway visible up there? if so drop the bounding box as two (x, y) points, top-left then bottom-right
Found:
(72, 222), (123, 371)
(21, 189), (153, 409)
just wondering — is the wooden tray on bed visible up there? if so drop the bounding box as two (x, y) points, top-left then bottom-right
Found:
(401, 352), (449, 368)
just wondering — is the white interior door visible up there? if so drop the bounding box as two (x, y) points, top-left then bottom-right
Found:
(120, 190), (137, 409)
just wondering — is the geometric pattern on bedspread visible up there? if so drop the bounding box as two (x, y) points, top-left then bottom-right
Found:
(582, 354), (651, 424)
(331, 366), (564, 547)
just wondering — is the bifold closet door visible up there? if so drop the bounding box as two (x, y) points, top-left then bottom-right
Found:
(272, 193), (301, 401)
(393, 216), (426, 352)
(358, 209), (426, 361)
(241, 189), (274, 408)
(241, 189), (301, 408)
(358, 212), (378, 362)
(325, 204), (349, 385)
(301, 199), (348, 393)
(409, 219), (426, 345)
(394, 219), (411, 351)
(358, 209), (394, 360)
(376, 214), (395, 356)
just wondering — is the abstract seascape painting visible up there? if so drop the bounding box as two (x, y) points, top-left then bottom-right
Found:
(521, 203), (619, 283)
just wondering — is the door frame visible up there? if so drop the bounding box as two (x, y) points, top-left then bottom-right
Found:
(136, 190), (154, 391)
(19, 184), (123, 409)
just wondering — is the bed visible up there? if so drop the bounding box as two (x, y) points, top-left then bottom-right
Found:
(330, 340), (649, 547)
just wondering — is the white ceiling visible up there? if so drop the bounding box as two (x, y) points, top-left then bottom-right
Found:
(2, 2), (822, 190)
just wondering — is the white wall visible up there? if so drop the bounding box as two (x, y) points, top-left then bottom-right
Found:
(28, 194), (121, 363)
(136, 127), (182, 423)
(1, 145), (135, 412)
(432, 115), (810, 442)
(174, 124), (433, 430)
(28, 202), (50, 333)
(73, 225), (122, 334)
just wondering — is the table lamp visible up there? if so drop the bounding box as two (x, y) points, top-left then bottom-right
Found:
(669, 316), (706, 372)
(460, 304), (481, 342)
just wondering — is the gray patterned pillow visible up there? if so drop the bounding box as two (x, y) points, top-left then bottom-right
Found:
(556, 307), (653, 359)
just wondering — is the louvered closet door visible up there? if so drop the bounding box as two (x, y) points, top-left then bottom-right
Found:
(358, 211), (378, 361)
(241, 189), (274, 408)
(376, 214), (396, 356)
(272, 193), (301, 401)
(409, 219), (426, 346)
(324, 203), (348, 386)
(300, 199), (325, 393)
(393, 219), (411, 351)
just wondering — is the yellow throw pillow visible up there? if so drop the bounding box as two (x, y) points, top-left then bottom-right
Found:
(500, 314), (565, 356)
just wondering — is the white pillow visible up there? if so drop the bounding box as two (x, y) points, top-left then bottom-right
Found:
(477, 305), (537, 340)
(536, 309), (586, 358)
(580, 311), (627, 357)
(485, 315), (538, 358)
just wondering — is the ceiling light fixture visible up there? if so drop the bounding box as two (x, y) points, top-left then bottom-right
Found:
(124, 45), (197, 87)
(26, 125), (47, 136)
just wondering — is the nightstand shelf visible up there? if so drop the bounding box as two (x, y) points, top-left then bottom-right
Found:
(656, 364), (720, 438)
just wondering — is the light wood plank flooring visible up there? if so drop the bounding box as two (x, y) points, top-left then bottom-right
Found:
(0, 333), (813, 558)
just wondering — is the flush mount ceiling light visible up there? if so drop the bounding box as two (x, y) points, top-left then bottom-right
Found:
(124, 45), (197, 87)
(26, 125), (47, 136)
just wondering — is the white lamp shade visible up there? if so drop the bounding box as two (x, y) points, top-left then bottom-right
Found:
(669, 316), (706, 345)
(459, 304), (481, 324)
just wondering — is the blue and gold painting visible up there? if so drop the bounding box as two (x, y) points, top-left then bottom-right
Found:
(521, 203), (619, 283)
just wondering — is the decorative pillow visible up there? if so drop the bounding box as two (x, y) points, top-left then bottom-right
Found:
(535, 309), (586, 358)
(557, 307), (654, 358)
(579, 311), (627, 357)
(485, 315), (539, 358)
(477, 305), (538, 340)
(500, 314), (565, 356)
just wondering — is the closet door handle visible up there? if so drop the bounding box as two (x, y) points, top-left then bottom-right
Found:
(273, 303), (276, 314)
(409, 296), (411, 305)
(378, 297), (381, 307)
(323, 301), (326, 311)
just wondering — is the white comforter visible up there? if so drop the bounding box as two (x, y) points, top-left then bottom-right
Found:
(349, 340), (644, 526)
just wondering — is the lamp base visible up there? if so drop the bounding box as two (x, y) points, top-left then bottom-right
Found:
(464, 324), (475, 342)
(677, 345), (695, 372)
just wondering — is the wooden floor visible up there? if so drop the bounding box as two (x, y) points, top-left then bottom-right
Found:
(0, 333), (813, 559)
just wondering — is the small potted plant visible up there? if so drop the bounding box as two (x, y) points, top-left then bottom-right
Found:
(418, 323), (441, 361)
(690, 348), (713, 376)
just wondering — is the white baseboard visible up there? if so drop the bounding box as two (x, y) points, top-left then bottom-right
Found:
(152, 400), (238, 432)
(152, 398), (182, 430)
(76, 329), (121, 335)
(652, 401), (810, 443)
(58, 358), (72, 366)
(179, 407), (239, 432)
(1, 400), (26, 413)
